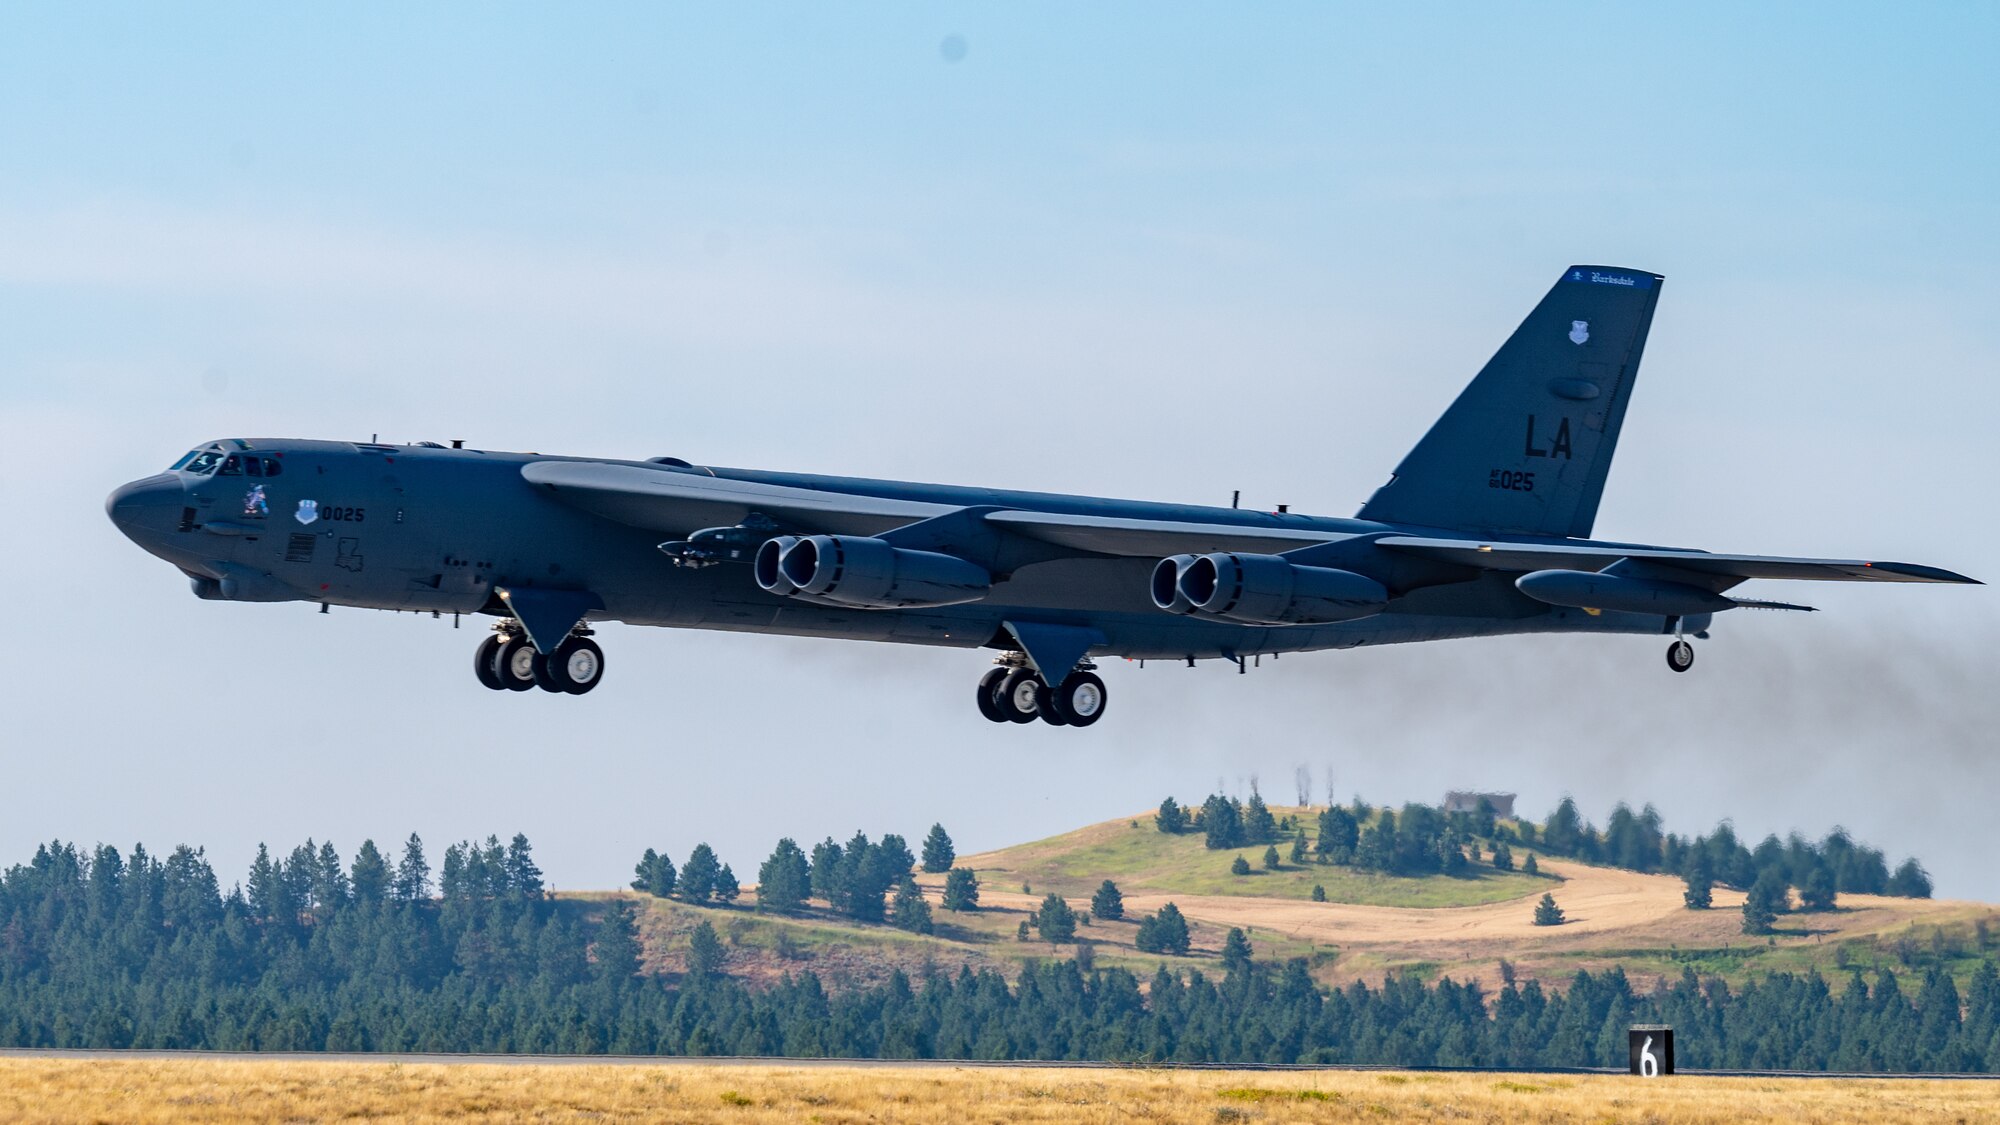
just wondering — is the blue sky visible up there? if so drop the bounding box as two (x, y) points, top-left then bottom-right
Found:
(3, 5), (1996, 896)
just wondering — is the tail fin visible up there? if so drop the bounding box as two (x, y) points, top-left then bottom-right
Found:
(1357, 265), (1664, 539)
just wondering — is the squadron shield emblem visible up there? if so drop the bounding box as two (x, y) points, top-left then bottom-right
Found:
(295, 499), (319, 525)
(1569, 320), (1590, 345)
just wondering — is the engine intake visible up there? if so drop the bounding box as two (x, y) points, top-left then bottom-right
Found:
(754, 534), (991, 609)
(1151, 552), (1387, 625)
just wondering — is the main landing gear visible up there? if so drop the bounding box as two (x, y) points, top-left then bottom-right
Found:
(475, 624), (605, 695)
(977, 657), (1107, 728)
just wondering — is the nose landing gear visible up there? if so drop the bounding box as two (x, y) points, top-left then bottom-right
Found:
(976, 657), (1107, 728)
(475, 624), (604, 695)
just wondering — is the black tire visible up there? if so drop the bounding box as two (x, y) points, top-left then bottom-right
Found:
(474, 635), (506, 690)
(547, 637), (605, 695)
(1037, 680), (1071, 726)
(1666, 640), (1694, 673)
(530, 648), (565, 692)
(996, 669), (1042, 724)
(1052, 671), (1108, 727)
(976, 667), (1010, 723)
(496, 636), (538, 691)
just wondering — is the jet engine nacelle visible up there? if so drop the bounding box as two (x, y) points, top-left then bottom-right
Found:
(754, 534), (991, 609)
(1151, 552), (1388, 625)
(1515, 569), (1736, 617)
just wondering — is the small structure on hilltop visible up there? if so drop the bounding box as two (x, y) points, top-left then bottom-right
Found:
(1443, 791), (1516, 818)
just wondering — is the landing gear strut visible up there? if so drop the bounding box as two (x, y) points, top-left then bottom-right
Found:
(475, 624), (605, 695)
(976, 657), (1107, 728)
(1665, 616), (1694, 673)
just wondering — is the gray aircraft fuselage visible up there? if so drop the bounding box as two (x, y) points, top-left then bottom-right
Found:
(107, 439), (1687, 661)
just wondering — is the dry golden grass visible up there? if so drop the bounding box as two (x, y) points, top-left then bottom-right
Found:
(2, 1056), (1997, 1124)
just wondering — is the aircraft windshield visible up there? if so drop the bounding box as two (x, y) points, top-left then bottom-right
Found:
(178, 450), (224, 475)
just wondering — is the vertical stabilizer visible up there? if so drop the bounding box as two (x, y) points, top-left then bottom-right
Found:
(1357, 265), (1663, 539)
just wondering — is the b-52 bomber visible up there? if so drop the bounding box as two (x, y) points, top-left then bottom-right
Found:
(108, 265), (1976, 728)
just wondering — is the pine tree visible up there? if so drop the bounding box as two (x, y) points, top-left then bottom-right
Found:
(680, 843), (721, 903)
(1491, 842), (1515, 871)
(1135, 903), (1192, 955)
(504, 833), (544, 899)
(808, 837), (844, 904)
(1533, 893), (1565, 926)
(1801, 864), (1838, 912)
(891, 878), (934, 934)
(942, 868), (980, 912)
(1156, 797), (1188, 834)
(1016, 919), (1031, 941)
(1316, 806), (1360, 862)
(1522, 853), (1540, 877)
(1090, 879), (1124, 921)
(1288, 836), (1308, 864)
(686, 918), (725, 977)
(756, 838), (810, 914)
(1230, 855), (1251, 876)
(1311, 884), (1327, 902)
(1743, 869), (1786, 934)
(876, 834), (916, 881)
(1684, 863), (1714, 910)
(1201, 795), (1243, 850)
(1889, 859), (1934, 898)
(350, 840), (389, 905)
(1245, 788), (1278, 843)
(1034, 893), (1078, 943)
(1222, 927), (1253, 971)
(393, 833), (430, 902)
(1262, 845), (1281, 869)
(592, 900), (642, 984)
(920, 824), (955, 873)
(714, 864), (740, 904)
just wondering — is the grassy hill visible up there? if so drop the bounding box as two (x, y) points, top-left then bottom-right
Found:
(961, 811), (1547, 907)
(609, 806), (2000, 996)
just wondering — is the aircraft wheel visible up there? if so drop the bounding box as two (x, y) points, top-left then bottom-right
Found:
(1036, 681), (1071, 726)
(996, 669), (1043, 724)
(496, 636), (539, 692)
(1050, 671), (1108, 727)
(474, 635), (507, 690)
(1666, 640), (1694, 673)
(976, 667), (1010, 723)
(540, 637), (605, 695)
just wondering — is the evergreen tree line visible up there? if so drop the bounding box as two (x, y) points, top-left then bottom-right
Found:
(1527, 797), (1934, 914)
(3, 836), (1998, 1070)
(1160, 792), (1934, 908)
(634, 825), (967, 936)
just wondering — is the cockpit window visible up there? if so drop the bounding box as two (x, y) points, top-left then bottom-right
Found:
(182, 451), (223, 475)
(219, 455), (243, 475)
(169, 451), (198, 471)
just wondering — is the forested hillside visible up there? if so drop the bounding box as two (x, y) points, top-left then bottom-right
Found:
(3, 831), (1998, 1070)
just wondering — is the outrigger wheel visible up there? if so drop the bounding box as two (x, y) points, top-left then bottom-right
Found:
(1666, 639), (1694, 673)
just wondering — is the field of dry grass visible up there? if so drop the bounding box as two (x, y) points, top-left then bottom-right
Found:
(3, 1056), (1997, 1123)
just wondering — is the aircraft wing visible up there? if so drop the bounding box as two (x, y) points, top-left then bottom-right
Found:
(521, 461), (955, 536)
(1375, 535), (1979, 585)
(524, 461), (1348, 557)
(982, 511), (1334, 557)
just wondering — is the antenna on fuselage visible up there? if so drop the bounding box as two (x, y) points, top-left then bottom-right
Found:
(1231, 490), (1240, 509)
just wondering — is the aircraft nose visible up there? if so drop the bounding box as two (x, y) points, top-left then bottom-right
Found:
(106, 473), (186, 544)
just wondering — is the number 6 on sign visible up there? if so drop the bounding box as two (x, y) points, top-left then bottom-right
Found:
(1628, 1025), (1674, 1076)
